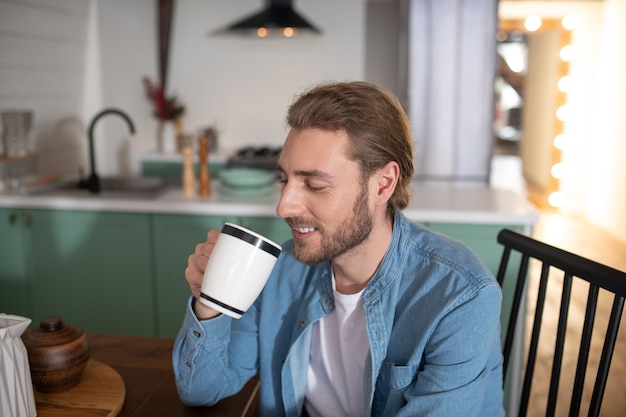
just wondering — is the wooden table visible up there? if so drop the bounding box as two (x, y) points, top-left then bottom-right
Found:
(87, 333), (260, 417)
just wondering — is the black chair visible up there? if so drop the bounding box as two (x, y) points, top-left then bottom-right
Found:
(496, 228), (626, 417)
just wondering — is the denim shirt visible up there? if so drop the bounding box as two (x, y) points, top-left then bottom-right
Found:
(173, 211), (504, 417)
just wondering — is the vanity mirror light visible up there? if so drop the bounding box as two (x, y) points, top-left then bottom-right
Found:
(497, 16), (576, 209)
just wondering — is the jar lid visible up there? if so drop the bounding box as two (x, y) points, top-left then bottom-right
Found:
(22, 316), (84, 349)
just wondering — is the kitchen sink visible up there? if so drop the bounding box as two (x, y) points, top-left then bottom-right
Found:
(32, 176), (174, 199)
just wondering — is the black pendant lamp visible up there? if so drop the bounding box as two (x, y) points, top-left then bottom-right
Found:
(226, 0), (321, 38)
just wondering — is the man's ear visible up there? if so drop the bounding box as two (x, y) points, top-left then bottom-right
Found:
(373, 161), (400, 204)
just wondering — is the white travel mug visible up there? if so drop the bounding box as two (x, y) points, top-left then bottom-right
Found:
(199, 222), (282, 319)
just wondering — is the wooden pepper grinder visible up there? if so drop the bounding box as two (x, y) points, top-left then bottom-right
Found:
(198, 133), (211, 197)
(181, 136), (196, 197)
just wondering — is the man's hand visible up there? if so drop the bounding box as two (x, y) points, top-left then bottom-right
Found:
(185, 229), (222, 320)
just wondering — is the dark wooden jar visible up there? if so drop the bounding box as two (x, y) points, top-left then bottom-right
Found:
(21, 316), (90, 393)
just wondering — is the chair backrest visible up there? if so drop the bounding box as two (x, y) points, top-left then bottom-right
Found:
(496, 228), (626, 417)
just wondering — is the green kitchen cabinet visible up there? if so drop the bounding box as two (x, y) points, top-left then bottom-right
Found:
(141, 160), (226, 180)
(0, 208), (30, 316)
(152, 213), (239, 337)
(23, 209), (155, 335)
(3, 208), (292, 338)
(424, 222), (521, 272)
(152, 214), (292, 337)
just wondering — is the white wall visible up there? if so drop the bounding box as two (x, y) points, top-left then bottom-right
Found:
(90, 0), (159, 176)
(0, 0), (90, 180)
(1, 0), (365, 179)
(94, 0), (366, 175)
(584, 0), (626, 243)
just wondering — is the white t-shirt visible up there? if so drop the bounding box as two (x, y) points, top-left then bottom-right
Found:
(304, 277), (369, 417)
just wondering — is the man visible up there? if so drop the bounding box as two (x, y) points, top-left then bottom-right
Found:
(173, 81), (504, 416)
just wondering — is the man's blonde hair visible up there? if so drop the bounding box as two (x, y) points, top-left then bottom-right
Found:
(287, 81), (414, 217)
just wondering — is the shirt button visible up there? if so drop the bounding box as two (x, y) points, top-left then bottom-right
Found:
(185, 361), (191, 367)
(193, 331), (201, 338)
(326, 299), (333, 306)
(298, 321), (305, 328)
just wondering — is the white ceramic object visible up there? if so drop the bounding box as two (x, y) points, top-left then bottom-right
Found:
(0, 314), (36, 417)
(199, 222), (282, 319)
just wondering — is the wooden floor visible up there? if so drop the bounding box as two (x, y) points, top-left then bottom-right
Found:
(520, 211), (626, 417)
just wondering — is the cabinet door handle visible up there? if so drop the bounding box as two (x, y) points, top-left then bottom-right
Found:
(22, 212), (32, 225)
(8, 210), (17, 225)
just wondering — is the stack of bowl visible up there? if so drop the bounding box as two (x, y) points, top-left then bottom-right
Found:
(218, 168), (277, 198)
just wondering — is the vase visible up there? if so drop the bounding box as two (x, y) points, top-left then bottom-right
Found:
(0, 314), (36, 417)
(156, 117), (185, 153)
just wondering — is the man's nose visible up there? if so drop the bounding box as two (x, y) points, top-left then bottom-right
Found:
(276, 182), (303, 219)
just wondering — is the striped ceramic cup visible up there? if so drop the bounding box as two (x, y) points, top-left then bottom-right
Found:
(199, 222), (282, 319)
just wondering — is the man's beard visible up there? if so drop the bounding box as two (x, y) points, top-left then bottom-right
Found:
(288, 183), (373, 265)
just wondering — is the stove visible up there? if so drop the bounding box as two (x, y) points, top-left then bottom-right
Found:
(227, 146), (282, 171)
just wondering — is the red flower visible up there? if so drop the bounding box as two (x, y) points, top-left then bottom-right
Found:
(142, 76), (185, 121)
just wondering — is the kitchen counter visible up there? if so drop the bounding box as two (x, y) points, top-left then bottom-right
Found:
(0, 180), (538, 225)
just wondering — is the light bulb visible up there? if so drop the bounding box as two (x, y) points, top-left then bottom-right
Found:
(554, 133), (568, 150)
(560, 45), (576, 62)
(562, 14), (579, 30)
(558, 76), (572, 93)
(551, 163), (565, 179)
(548, 191), (565, 208)
(525, 15), (542, 31)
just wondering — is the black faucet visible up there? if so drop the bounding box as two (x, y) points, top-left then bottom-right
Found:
(79, 108), (135, 193)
